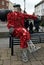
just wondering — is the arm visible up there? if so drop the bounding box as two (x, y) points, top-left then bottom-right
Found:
(7, 12), (14, 33)
(7, 12), (14, 29)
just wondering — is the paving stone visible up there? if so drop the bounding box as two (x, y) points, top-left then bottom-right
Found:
(31, 61), (42, 65)
(7, 48), (11, 54)
(0, 60), (3, 65)
(28, 53), (34, 58)
(22, 61), (31, 65)
(40, 43), (44, 47)
(14, 45), (20, 49)
(28, 54), (36, 61)
(1, 56), (11, 60)
(7, 48), (11, 57)
(13, 51), (16, 55)
(1, 51), (8, 60)
(29, 57), (36, 61)
(16, 51), (23, 61)
(7, 53), (11, 57)
(3, 59), (10, 65)
(35, 56), (44, 61)
(0, 44), (44, 65)
(0, 48), (8, 53)
(0, 48), (11, 60)
(33, 48), (44, 57)
(33, 52), (43, 59)
(32, 51), (39, 57)
(11, 56), (18, 61)
(14, 45), (20, 50)
(37, 50), (44, 57)
(17, 55), (22, 61)
(17, 57), (21, 61)
(11, 61), (22, 65)
(16, 51), (22, 57)
(41, 60), (44, 65)
(14, 45), (21, 52)
(1, 52), (7, 57)
(0, 53), (1, 60)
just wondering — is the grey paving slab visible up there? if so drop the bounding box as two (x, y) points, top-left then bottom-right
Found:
(22, 61), (31, 65)
(0, 38), (9, 48)
(31, 61), (42, 65)
(0, 60), (3, 65)
(3, 59), (10, 65)
(0, 44), (44, 65)
(11, 61), (23, 65)
(35, 56), (44, 61)
(11, 56), (18, 61)
(0, 21), (9, 32)
(41, 60), (44, 65)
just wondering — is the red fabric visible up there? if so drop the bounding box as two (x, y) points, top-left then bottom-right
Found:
(7, 12), (32, 48)
(23, 13), (37, 20)
(13, 27), (30, 48)
(7, 12), (25, 29)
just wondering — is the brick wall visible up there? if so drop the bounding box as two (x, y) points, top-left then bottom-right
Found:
(0, 0), (9, 9)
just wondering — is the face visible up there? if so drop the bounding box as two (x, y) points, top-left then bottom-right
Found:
(14, 7), (21, 12)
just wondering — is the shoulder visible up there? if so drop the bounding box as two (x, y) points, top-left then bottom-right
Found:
(7, 12), (13, 18)
(7, 12), (13, 16)
(7, 12), (13, 20)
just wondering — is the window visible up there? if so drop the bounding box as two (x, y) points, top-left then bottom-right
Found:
(0, 1), (2, 5)
(2, 8), (4, 9)
(2, 1), (4, 5)
(6, 3), (9, 6)
(43, 9), (44, 13)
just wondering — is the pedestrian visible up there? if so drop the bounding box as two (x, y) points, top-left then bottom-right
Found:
(29, 22), (33, 33)
(34, 17), (40, 32)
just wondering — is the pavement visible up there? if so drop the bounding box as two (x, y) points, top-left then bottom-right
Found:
(0, 43), (44, 65)
(0, 38), (9, 48)
(0, 22), (9, 38)
(0, 21), (44, 65)
(0, 22), (9, 32)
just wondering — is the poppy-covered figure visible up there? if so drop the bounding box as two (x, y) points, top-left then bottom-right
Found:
(7, 4), (41, 62)
(7, 11), (31, 49)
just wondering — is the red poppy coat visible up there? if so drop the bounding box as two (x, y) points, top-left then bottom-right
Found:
(7, 12), (36, 48)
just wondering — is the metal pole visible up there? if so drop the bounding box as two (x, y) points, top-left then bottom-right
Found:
(24, 0), (26, 13)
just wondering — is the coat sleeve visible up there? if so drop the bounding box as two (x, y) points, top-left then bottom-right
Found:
(7, 12), (14, 29)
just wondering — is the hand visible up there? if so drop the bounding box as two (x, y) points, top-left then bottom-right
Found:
(9, 27), (14, 34)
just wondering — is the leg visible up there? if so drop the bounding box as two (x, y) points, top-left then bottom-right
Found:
(19, 28), (30, 62)
(21, 48), (28, 62)
(14, 28), (30, 62)
(28, 40), (41, 53)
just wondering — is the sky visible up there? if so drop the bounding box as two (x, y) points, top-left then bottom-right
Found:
(10, 0), (41, 14)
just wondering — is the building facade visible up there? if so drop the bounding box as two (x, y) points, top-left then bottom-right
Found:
(9, 1), (14, 11)
(0, 0), (9, 9)
(34, 0), (44, 20)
